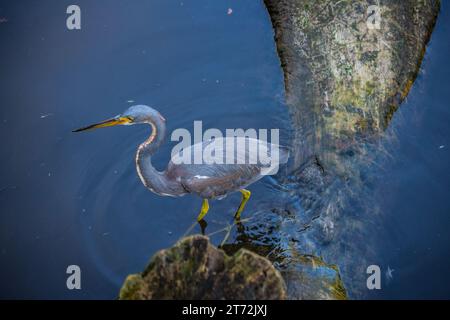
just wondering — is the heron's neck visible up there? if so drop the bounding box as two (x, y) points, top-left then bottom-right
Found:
(135, 121), (170, 195)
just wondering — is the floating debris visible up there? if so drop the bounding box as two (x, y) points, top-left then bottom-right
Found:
(439, 145), (445, 149)
(385, 266), (394, 281)
(102, 232), (110, 236)
(127, 100), (135, 103)
(0, 186), (17, 193)
(0, 17), (8, 23)
(40, 113), (53, 119)
(227, 8), (233, 15)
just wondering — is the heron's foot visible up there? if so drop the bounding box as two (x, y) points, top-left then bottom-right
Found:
(198, 219), (208, 235)
(196, 199), (210, 222)
(234, 189), (251, 220)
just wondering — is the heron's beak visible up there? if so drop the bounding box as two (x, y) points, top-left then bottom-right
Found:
(73, 116), (132, 132)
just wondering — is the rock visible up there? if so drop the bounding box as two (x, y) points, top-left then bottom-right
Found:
(264, 0), (440, 173)
(119, 235), (287, 300)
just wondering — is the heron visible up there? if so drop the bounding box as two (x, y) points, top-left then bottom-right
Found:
(73, 105), (289, 222)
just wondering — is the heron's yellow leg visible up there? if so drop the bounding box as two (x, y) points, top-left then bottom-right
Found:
(234, 189), (251, 219)
(196, 199), (210, 221)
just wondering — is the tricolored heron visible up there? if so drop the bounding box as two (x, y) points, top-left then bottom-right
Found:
(74, 105), (289, 222)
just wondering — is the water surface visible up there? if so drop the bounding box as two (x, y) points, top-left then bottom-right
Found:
(0, 0), (449, 299)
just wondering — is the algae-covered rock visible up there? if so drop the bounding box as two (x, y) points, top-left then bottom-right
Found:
(264, 0), (440, 173)
(119, 235), (287, 300)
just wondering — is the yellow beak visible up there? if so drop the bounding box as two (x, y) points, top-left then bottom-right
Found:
(73, 116), (132, 132)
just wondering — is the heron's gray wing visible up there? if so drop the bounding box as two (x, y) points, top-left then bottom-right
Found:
(166, 137), (289, 198)
(170, 137), (289, 168)
(167, 162), (262, 199)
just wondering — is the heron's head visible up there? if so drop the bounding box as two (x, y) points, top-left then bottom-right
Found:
(73, 105), (166, 132)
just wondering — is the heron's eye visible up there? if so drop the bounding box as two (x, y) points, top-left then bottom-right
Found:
(126, 116), (134, 122)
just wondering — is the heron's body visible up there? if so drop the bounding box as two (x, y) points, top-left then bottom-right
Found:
(167, 158), (261, 199)
(74, 105), (289, 222)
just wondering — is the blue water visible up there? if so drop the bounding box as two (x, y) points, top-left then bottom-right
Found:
(0, 0), (449, 299)
(370, 4), (450, 298)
